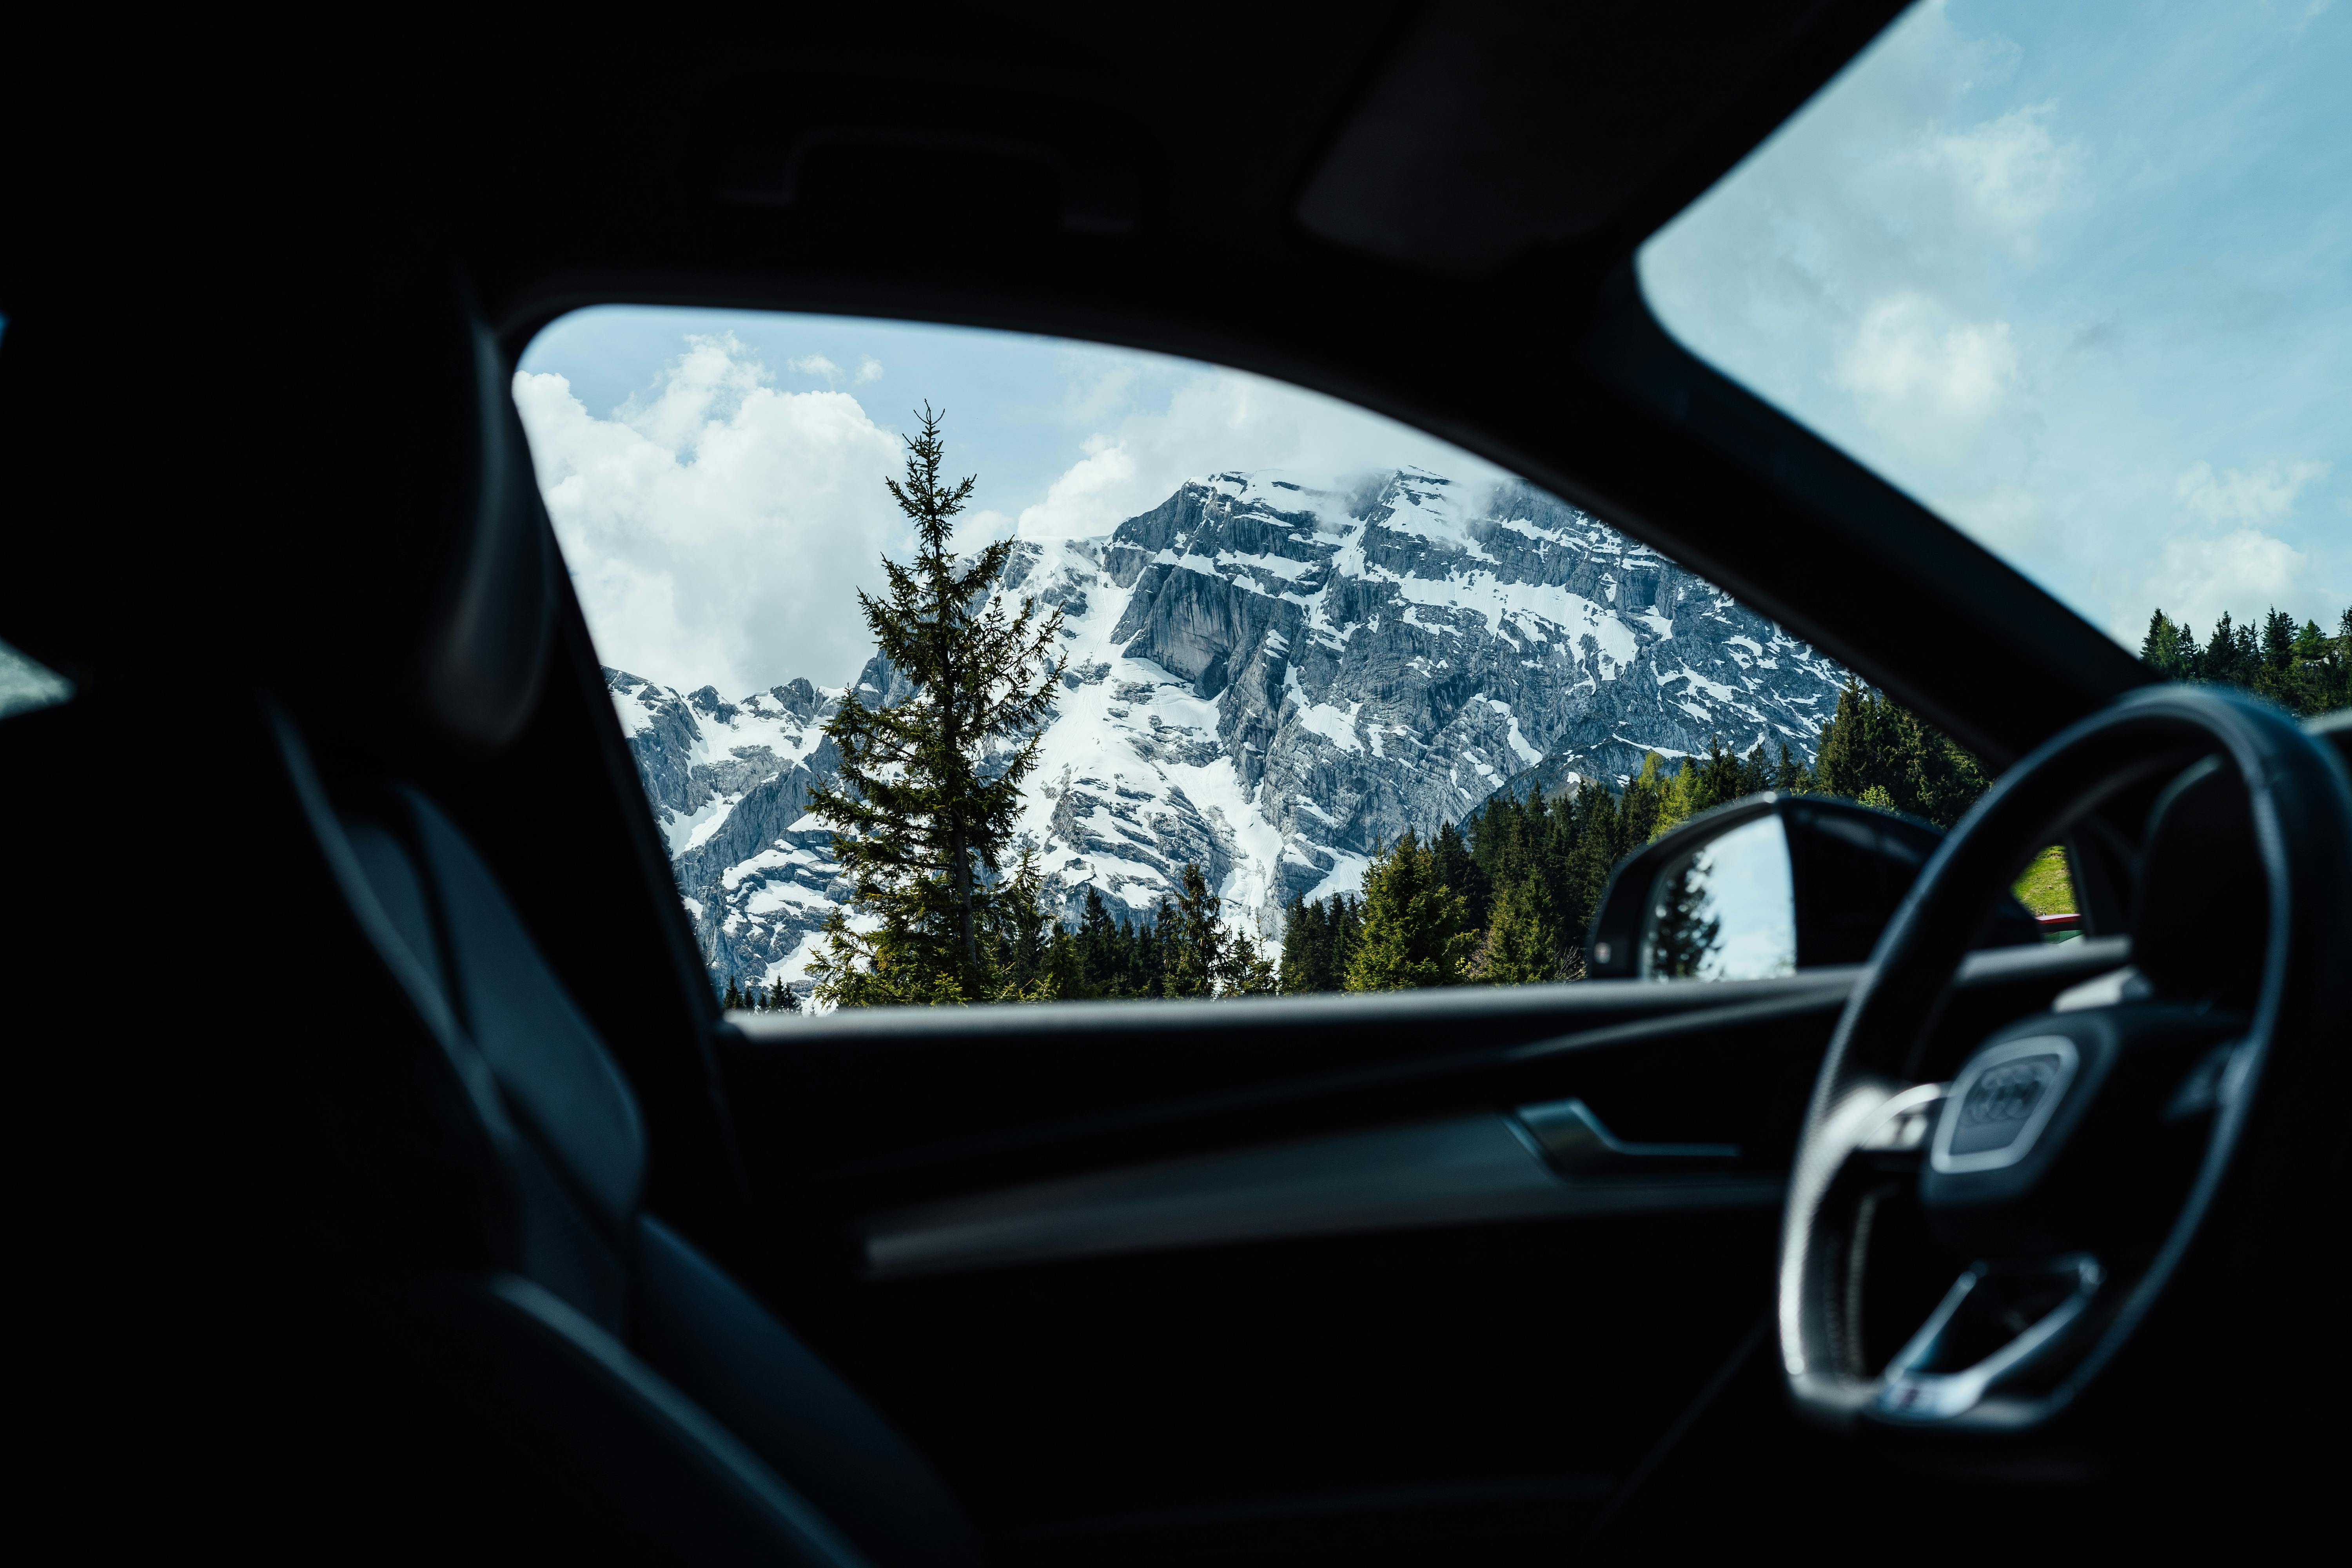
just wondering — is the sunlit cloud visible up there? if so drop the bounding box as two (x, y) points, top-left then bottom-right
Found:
(2172, 459), (2331, 527)
(1833, 293), (2019, 459)
(2144, 528), (2307, 637)
(515, 338), (907, 695)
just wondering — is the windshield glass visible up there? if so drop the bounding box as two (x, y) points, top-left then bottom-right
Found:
(1639, 0), (2352, 712)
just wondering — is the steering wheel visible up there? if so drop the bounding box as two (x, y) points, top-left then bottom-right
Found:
(1779, 686), (2352, 1449)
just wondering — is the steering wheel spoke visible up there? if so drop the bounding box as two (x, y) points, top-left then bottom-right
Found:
(1853, 1080), (1947, 1172)
(1874, 1255), (2104, 1423)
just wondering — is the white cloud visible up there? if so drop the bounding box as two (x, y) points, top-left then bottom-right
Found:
(1016, 436), (1140, 541)
(787, 353), (843, 382)
(515, 336), (907, 695)
(1915, 102), (2075, 260)
(2134, 460), (2333, 636)
(1833, 292), (2020, 459)
(1014, 367), (1510, 543)
(2171, 459), (2331, 526)
(2144, 528), (2308, 635)
(854, 356), (884, 385)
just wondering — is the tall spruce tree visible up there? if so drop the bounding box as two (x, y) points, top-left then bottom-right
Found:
(1344, 832), (1477, 991)
(1774, 742), (1814, 793)
(808, 407), (1067, 1006)
(2141, 609), (2198, 680)
(1429, 820), (1488, 929)
(1218, 929), (1281, 995)
(1163, 862), (1225, 998)
(1479, 876), (1563, 985)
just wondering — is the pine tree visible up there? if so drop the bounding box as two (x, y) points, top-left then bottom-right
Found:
(1298, 893), (1367, 992)
(982, 848), (1067, 1000)
(1217, 928), (1281, 995)
(1620, 753), (1666, 846)
(2140, 609), (2198, 680)
(1279, 896), (1326, 993)
(1689, 735), (1749, 817)
(1345, 832), (1476, 990)
(1645, 858), (1722, 979)
(722, 976), (743, 1010)
(1651, 755), (1698, 840)
(1809, 677), (1988, 826)
(1479, 875), (1563, 985)
(1815, 679), (1909, 804)
(808, 406), (1067, 1006)
(1140, 895), (1176, 997)
(1163, 863), (1225, 998)
(2332, 609), (2352, 710)
(1774, 742), (1814, 793)
(1076, 887), (1123, 995)
(1565, 782), (1622, 940)
(1905, 716), (1989, 829)
(1429, 820), (1488, 930)
(1338, 893), (1367, 971)
(2200, 613), (2248, 687)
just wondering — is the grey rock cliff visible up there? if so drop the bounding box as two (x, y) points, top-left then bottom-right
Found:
(607, 467), (1849, 1001)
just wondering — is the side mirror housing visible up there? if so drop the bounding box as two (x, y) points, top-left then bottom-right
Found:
(1584, 793), (2040, 982)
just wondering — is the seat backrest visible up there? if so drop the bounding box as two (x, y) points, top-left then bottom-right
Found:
(309, 758), (979, 1566)
(4, 267), (977, 1565)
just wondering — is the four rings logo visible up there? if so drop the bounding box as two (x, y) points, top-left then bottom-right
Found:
(1960, 1058), (2060, 1128)
(1932, 1037), (2082, 1174)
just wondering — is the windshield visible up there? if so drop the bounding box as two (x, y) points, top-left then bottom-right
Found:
(1639, 0), (2352, 712)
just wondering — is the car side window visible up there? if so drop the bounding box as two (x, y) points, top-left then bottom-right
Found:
(516, 309), (1983, 1010)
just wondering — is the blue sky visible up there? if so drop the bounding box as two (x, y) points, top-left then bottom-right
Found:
(1639, 0), (2352, 648)
(518, 310), (1491, 694)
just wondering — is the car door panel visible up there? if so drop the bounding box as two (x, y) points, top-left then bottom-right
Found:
(710, 939), (2128, 1552)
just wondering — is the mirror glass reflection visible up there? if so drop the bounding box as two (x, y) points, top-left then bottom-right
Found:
(1638, 815), (1797, 982)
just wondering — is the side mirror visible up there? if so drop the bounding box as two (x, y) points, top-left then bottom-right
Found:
(1584, 793), (2041, 982)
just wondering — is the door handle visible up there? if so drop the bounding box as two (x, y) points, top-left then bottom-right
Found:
(1512, 1098), (1739, 1176)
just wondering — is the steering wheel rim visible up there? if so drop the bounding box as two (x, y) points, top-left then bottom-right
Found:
(1779, 684), (2352, 1446)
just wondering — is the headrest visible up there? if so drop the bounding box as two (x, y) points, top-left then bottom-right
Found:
(0, 261), (554, 761)
(332, 281), (558, 757)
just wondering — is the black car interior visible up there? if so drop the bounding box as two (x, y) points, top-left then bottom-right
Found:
(7, 2), (2347, 1561)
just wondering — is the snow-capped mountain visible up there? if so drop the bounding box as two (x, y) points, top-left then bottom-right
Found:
(607, 468), (1851, 997)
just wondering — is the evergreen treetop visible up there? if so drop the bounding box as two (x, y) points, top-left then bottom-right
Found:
(1344, 831), (1477, 991)
(2139, 603), (2352, 716)
(808, 406), (1067, 1006)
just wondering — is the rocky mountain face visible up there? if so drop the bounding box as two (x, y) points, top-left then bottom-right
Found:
(607, 467), (1850, 997)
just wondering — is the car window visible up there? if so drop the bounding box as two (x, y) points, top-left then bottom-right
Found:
(1637, 0), (2352, 719)
(517, 308), (1982, 1009)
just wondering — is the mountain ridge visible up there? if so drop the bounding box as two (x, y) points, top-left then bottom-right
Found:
(606, 466), (1852, 996)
